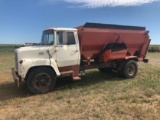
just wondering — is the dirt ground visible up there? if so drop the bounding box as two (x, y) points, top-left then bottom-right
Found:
(0, 52), (160, 120)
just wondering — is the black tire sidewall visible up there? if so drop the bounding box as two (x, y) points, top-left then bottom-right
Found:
(123, 60), (138, 79)
(117, 61), (126, 77)
(27, 67), (56, 94)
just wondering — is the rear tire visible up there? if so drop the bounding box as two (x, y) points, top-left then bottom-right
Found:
(122, 60), (138, 79)
(27, 67), (56, 94)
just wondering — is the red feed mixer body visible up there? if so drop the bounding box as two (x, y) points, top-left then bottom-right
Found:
(77, 23), (150, 63)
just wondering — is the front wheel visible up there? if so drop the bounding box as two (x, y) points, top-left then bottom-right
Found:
(27, 67), (56, 94)
(122, 60), (138, 79)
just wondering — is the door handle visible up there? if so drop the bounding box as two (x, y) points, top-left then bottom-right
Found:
(70, 50), (78, 55)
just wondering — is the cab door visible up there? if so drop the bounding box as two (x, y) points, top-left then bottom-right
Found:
(55, 30), (80, 67)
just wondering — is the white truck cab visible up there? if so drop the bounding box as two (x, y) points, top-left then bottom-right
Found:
(12, 28), (81, 94)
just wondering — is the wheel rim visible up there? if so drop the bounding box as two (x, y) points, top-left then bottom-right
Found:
(32, 73), (51, 90)
(127, 64), (136, 76)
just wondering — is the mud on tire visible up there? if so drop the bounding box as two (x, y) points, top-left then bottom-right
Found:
(27, 67), (56, 94)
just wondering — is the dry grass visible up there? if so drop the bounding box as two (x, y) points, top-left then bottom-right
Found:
(0, 48), (160, 120)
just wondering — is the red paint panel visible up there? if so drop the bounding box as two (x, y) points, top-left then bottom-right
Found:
(77, 26), (150, 62)
(99, 50), (127, 62)
(59, 65), (80, 77)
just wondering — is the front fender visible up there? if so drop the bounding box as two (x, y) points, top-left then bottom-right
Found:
(50, 59), (60, 76)
(18, 58), (60, 79)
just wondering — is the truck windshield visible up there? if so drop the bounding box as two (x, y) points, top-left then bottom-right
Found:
(41, 30), (54, 45)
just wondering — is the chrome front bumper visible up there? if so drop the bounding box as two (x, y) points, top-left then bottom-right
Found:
(11, 68), (20, 87)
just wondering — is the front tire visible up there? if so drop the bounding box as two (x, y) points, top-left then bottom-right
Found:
(27, 67), (56, 94)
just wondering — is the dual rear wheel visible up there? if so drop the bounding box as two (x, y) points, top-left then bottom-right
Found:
(99, 60), (138, 79)
(120, 60), (138, 79)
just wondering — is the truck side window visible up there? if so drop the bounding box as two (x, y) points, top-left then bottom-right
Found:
(66, 32), (76, 45)
(56, 31), (76, 45)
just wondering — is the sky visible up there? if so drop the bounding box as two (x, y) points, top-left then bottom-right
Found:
(0, 0), (160, 44)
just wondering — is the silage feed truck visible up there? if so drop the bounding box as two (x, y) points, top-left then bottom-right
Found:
(12, 23), (150, 94)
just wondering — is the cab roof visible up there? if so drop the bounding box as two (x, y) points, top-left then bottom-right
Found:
(45, 27), (77, 31)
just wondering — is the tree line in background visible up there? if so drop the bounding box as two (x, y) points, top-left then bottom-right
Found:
(148, 45), (160, 52)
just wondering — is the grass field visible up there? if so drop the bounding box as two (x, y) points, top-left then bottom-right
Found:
(0, 45), (160, 119)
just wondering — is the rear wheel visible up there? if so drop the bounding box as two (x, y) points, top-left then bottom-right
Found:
(27, 67), (56, 94)
(122, 60), (138, 79)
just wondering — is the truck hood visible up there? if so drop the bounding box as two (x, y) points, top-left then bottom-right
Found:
(16, 46), (53, 60)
